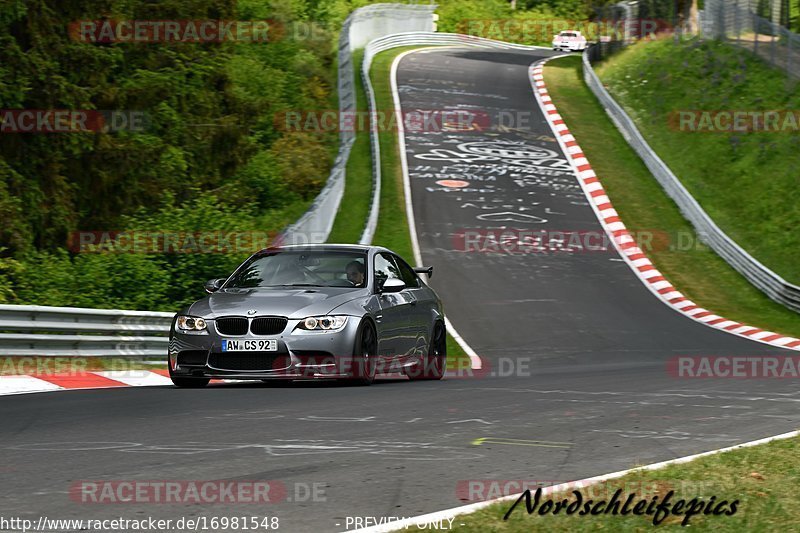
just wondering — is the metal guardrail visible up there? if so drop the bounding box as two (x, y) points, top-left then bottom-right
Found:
(701, 0), (800, 79)
(583, 49), (800, 313)
(358, 32), (550, 244)
(0, 305), (173, 357)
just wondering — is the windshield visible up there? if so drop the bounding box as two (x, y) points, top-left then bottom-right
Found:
(224, 250), (368, 289)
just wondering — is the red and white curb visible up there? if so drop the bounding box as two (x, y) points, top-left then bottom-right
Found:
(529, 60), (800, 352)
(0, 370), (260, 397)
(0, 370), (172, 396)
(0, 370), (448, 397)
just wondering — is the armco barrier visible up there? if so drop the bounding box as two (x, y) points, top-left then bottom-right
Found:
(583, 49), (800, 313)
(358, 32), (549, 244)
(0, 305), (172, 357)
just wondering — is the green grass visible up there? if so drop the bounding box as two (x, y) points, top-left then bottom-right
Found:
(542, 54), (800, 338)
(369, 46), (420, 262)
(327, 49), (373, 244)
(437, 435), (800, 531)
(595, 38), (800, 286)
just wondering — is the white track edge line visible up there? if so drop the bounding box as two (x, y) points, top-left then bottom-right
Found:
(347, 427), (800, 533)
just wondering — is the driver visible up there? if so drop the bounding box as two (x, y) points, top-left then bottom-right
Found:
(345, 260), (366, 287)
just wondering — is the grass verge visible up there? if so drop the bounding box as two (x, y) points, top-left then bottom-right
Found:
(595, 38), (800, 285)
(367, 46), (418, 262)
(542, 55), (800, 338)
(435, 434), (800, 531)
(327, 49), (372, 244)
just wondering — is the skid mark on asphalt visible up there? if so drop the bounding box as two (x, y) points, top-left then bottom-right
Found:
(590, 429), (734, 442)
(445, 418), (494, 425)
(7, 440), (486, 460)
(448, 387), (800, 404)
(471, 437), (572, 449)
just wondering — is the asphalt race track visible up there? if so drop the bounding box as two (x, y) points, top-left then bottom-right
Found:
(2, 48), (800, 532)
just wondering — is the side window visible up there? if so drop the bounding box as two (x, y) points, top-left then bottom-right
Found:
(373, 253), (401, 289)
(393, 256), (420, 288)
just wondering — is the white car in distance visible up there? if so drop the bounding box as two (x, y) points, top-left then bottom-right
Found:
(552, 30), (588, 52)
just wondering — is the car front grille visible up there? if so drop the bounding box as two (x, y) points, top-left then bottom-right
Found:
(216, 317), (248, 336)
(208, 353), (291, 372)
(251, 317), (288, 335)
(215, 316), (288, 336)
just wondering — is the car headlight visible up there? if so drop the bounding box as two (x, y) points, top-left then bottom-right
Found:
(296, 316), (348, 332)
(176, 315), (208, 332)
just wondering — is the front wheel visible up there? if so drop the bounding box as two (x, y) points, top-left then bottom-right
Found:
(352, 320), (378, 385)
(406, 322), (446, 381)
(170, 376), (210, 388)
(168, 357), (210, 388)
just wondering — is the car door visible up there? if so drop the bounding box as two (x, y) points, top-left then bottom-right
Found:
(392, 255), (433, 357)
(373, 253), (415, 365)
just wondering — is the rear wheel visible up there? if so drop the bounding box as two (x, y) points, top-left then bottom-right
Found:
(407, 322), (446, 381)
(352, 320), (377, 385)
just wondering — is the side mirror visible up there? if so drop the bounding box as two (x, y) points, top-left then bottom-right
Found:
(413, 266), (433, 279)
(204, 278), (226, 294)
(380, 278), (406, 293)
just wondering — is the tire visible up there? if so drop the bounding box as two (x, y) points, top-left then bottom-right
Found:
(352, 320), (378, 385)
(407, 322), (446, 381)
(170, 376), (210, 388)
(168, 357), (210, 388)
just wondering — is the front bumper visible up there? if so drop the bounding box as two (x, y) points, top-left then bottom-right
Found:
(552, 43), (585, 51)
(169, 316), (365, 380)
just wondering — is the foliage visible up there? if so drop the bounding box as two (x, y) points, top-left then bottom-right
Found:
(0, 0), (616, 310)
(0, 0), (339, 309)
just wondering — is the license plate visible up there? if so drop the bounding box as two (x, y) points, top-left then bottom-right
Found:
(221, 339), (277, 352)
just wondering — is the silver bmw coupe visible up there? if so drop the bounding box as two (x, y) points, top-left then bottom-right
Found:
(168, 244), (446, 386)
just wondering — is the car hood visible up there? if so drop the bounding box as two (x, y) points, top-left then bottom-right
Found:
(188, 287), (369, 319)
